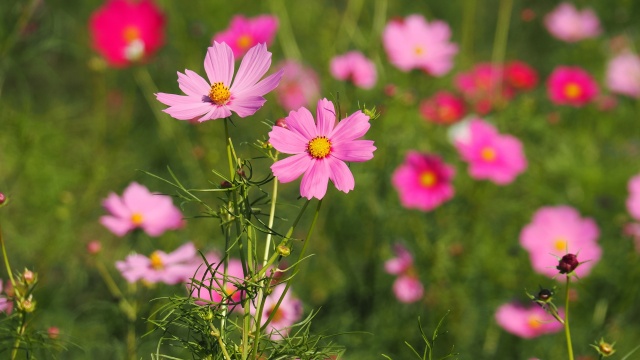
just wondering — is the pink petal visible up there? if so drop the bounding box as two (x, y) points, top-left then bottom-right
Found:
(227, 95), (267, 118)
(268, 126), (308, 154)
(327, 157), (355, 193)
(198, 105), (232, 121)
(285, 106), (318, 140)
(316, 98), (336, 135)
(230, 43), (272, 93)
(100, 215), (134, 237)
(156, 93), (212, 120)
(271, 153), (311, 183)
(331, 140), (376, 162)
(178, 70), (210, 97)
(300, 159), (330, 200)
(329, 110), (371, 143)
(205, 42), (234, 86)
(233, 69), (284, 99)
(102, 193), (130, 218)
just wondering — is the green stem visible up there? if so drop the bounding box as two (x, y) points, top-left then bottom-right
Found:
(490, 0), (513, 98)
(126, 282), (138, 360)
(262, 179), (279, 268)
(10, 313), (26, 360)
(0, 225), (16, 288)
(564, 276), (574, 360)
(270, 0), (302, 60)
(460, 0), (477, 68)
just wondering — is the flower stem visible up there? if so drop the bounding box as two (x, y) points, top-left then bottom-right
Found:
(262, 178), (279, 268)
(490, 0), (513, 97)
(564, 275), (575, 360)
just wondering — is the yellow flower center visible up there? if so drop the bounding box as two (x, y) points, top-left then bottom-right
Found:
(564, 83), (582, 99)
(149, 251), (164, 270)
(208, 82), (231, 105)
(419, 171), (437, 188)
(268, 305), (285, 323)
(131, 213), (144, 226)
(527, 314), (542, 329)
(414, 46), (424, 56)
(237, 34), (253, 50)
(554, 238), (568, 252)
(122, 26), (141, 43)
(481, 147), (496, 161)
(307, 136), (332, 159)
(437, 105), (455, 122)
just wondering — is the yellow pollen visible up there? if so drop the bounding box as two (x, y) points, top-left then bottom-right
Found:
(414, 46), (424, 56)
(122, 26), (141, 43)
(527, 315), (542, 329)
(149, 251), (164, 270)
(237, 34), (253, 49)
(419, 171), (437, 188)
(564, 83), (582, 99)
(307, 136), (332, 159)
(208, 82), (231, 105)
(481, 147), (496, 161)
(268, 305), (285, 323)
(554, 238), (568, 252)
(131, 213), (144, 226)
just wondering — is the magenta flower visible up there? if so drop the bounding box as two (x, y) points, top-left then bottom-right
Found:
(330, 51), (377, 89)
(156, 42), (284, 122)
(269, 98), (376, 200)
(251, 284), (303, 340)
(419, 91), (466, 125)
(212, 14), (278, 58)
(495, 302), (564, 339)
(274, 60), (320, 111)
(547, 66), (599, 107)
(190, 258), (245, 308)
(384, 243), (414, 275)
(391, 152), (455, 211)
(393, 276), (424, 304)
(100, 182), (183, 237)
(520, 206), (601, 279)
(88, 0), (165, 68)
(382, 15), (458, 76)
(454, 63), (514, 115)
(115, 242), (199, 285)
(453, 119), (527, 185)
(505, 61), (538, 92)
(606, 52), (640, 99)
(0, 279), (13, 314)
(544, 3), (601, 43)
(627, 174), (640, 221)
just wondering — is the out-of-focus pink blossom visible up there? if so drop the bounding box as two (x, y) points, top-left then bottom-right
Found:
(87, 240), (102, 255)
(0, 280), (13, 314)
(385, 244), (424, 304)
(190, 257), (245, 309)
(251, 284), (303, 339)
(606, 52), (640, 99)
(547, 66), (599, 107)
(495, 302), (564, 338)
(505, 61), (538, 91)
(627, 174), (640, 221)
(454, 63), (514, 115)
(520, 206), (601, 279)
(392, 152), (455, 211)
(419, 91), (466, 125)
(384, 243), (413, 275)
(274, 60), (320, 111)
(382, 15), (458, 76)
(330, 51), (377, 89)
(212, 14), (278, 58)
(100, 182), (183, 237)
(116, 242), (200, 285)
(544, 3), (601, 43)
(453, 119), (527, 185)
(88, 0), (165, 67)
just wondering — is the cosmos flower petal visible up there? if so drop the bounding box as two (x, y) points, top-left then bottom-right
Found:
(316, 98), (336, 135)
(233, 70), (284, 99)
(178, 70), (210, 97)
(227, 95), (267, 118)
(329, 110), (371, 142)
(204, 42), (234, 85)
(268, 126), (308, 154)
(198, 105), (232, 122)
(271, 153), (311, 183)
(300, 160), (330, 200)
(100, 215), (135, 237)
(231, 43), (271, 92)
(331, 140), (376, 162)
(327, 157), (355, 193)
(284, 106), (318, 139)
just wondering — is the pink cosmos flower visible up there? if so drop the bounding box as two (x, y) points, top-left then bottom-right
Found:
(274, 60), (320, 111)
(505, 61), (538, 92)
(495, 303), (564, 339)
(391, 152), (455, 211)
(393, 276), (424, 304)
(190, 258), (245, 309)
(606, 52), (640, 99)
(453, 119), (527, 185)
(0, 279), (13, 314)
(251, 284), (303, 340)
(330, 51), (377, 89)
(100, 182), (183, 237)
(156, 42), (284, 122)
(419, 91), (466, 125)
(88, 0), (165, 68)
(269, 98), (376, 200)
(212, 14), (278, 59)
(520, 206), (601, 279)
(627, 174), (640, 221)
(547, 66), (599, 107)
(454, 63), (514, 115)
(382, 15), (458, 76)
(384, 243), (413, 275)
(544, 3), (601, 43)
(115, 242), (199, 285)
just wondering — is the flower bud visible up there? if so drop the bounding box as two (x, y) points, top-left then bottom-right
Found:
(220, 181), (232, 189)
(276, 245), (291, 257)
(591, 338), (616, 357)
(87, 240), (102, 255)
(18, 295), (36, 313)
(0, 192), (7, 208)
(22, 269), (36, 285)
(275, 118), (288, 129)
(537, 288), (552, 301)
(47, 326), (60, 339)
(556, 253), (579, 274)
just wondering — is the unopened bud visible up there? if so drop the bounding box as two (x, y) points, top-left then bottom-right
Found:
(22, 269), (36, 285)
(276, 245), (290, 257)
(556, 253), (579, 274)
(537, 288), (552, 301)
(275, 118), (288, 129)
(18, 296), (36, 313)
(220, 181), (232, 189)
(87, 240), (102, 255)
(0, 192), (7, 207)
(47, 326), (60, 339)
(591, 338), (616, 357)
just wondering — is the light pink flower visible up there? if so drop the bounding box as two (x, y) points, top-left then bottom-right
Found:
(495, 302), (564, 339)
(547, 66), (599, 107)
(627, 174), (640, 220)
(156, 42), (284, 122)
(0, 279), (13, 314)
(100, 182), (183, 237)
(274, 60), (320, 111)
(520, 206), (601, 279)
(393, 276), (424, 304)
(392, 152), (455, 211)
(212, 14), (278, 58)
(544, 3), (601, 43)
(419, 91), (466, 125)
(251, 284), (303, 340)
(190, 258), (245, 309)
(269, 98), (376, 200)
(606, 52), (640, 98)
(454, 63), (514, 115)
(384, 243), (413, 275)
(382, 15), (458, 76)
(88, 0), (165, 67)
(115, 242), (199, 285)
(453, 119), (527, 185)
(330, 51), (377, 89)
